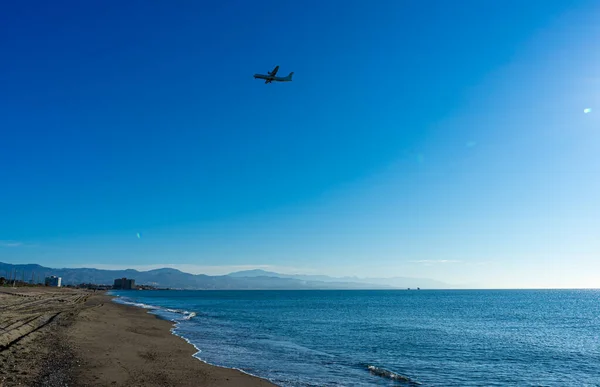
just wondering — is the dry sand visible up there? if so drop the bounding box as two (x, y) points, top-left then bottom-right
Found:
(0, 287), (275, 387)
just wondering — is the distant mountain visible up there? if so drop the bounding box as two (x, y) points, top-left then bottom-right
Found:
(0, 262), (404, 290)
(228, 269), (284, 278)
(228, 269), (453, 289)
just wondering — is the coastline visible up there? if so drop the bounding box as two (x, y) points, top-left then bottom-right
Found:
(106, 293), (278, 386)
(0, 288), (276, 387)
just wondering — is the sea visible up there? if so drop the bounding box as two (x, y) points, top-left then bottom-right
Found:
(109, 289), (600, 387)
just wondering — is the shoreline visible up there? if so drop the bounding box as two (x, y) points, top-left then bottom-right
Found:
(111, 293), (276, 385)
(0, 288), (276, 387)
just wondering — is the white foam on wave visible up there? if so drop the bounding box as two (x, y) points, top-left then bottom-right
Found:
(112, 297), (196, 321)
(183, 312), (196, 320)
(114, 299), (159, 310)
(367, 365), (421, 385)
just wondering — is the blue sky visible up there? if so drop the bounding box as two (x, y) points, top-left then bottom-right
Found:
(1, 1), (599, 288)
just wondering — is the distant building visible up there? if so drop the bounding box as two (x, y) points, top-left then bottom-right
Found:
(113, 277), (136, 290)
(45, 276), (62, 287)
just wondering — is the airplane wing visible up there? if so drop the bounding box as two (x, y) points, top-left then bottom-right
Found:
(268, 65), (279, 76)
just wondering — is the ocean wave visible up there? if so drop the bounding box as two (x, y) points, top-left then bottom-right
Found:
(113, 297), (196, 321)
(183, 312), (196, 320)
(367, 365), (421, 385)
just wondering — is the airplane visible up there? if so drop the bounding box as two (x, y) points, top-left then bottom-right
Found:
(253, 65), (293, 84)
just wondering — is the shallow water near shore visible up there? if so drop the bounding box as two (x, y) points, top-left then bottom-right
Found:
(111, 289), (600, 386)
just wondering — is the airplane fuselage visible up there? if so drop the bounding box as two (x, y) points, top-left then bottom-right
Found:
(253, 73), (293, 83)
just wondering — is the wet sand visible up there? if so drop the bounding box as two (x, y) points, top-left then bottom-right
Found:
(0, 288), (275, 386)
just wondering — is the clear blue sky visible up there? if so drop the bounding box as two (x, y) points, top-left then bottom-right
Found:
(1, 1), (599, 288)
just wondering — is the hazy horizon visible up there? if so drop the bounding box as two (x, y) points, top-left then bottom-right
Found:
(1, 261), (598, 290)
(2, 1), (599, 289)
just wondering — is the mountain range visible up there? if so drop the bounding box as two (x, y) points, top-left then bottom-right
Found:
(0, 262), (453, 290)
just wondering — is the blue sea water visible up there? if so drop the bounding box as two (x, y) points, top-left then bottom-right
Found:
(110, 290), (600, 386)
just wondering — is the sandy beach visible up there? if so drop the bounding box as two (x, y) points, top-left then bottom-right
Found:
(0, 287), (275, 387)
